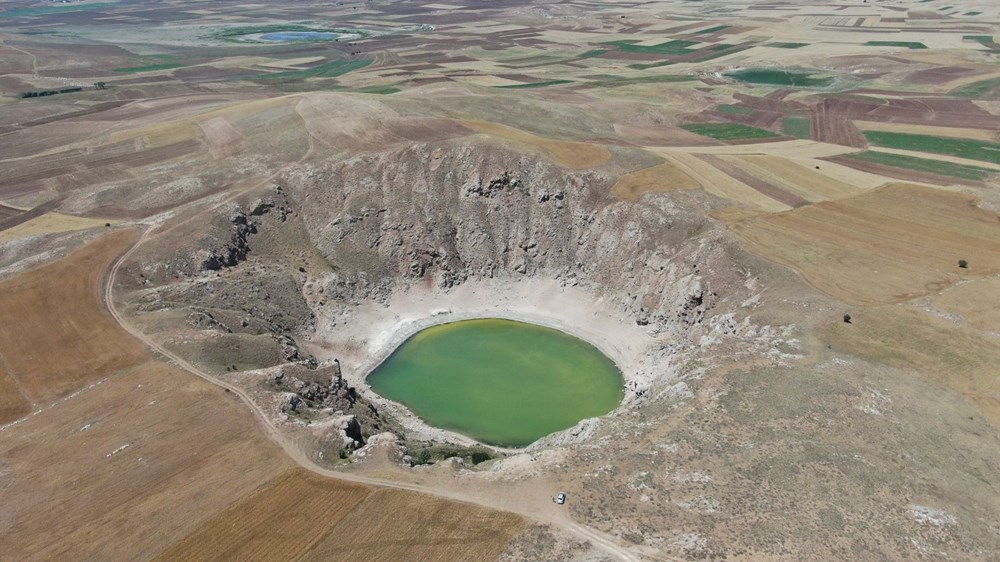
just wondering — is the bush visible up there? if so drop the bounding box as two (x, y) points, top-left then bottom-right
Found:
(338, 448), (348, 459)
(843, 314), (852, 324)
(959, 259), (969, 269)
(414, 448), (432, 465)
(470, 451), (492, 465)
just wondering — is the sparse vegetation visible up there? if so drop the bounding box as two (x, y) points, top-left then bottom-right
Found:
(959, 259), (969, 268)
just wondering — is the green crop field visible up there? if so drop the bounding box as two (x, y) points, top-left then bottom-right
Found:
(578, 49), (608, 59)
(112, 63), (185, 73)
(767, 42), (808, 49)
(694, 25), (729, 34)
(845, 151), (996, 181)
(256, 59), (372, 81)
(496, 80), (574, 89)
(863, 131), (1000, 165)
(628, 61), (675, 70)
(725, 68), (834, 87)
(863, 41), (928, 49)
(950, 77), (1000, 97)
(782, 117), (811, 139)
(718, 104), (752, 115)
(681, 123), (781, 141)
(603, 39), (697, 56)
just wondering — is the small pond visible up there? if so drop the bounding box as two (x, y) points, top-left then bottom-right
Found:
(367, 318), (624, 448)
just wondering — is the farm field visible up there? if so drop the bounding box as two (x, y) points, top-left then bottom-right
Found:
(681, 123), (782, 141)
(0, 361), (294, 560)
(301, 488), (524, 562)
(863, 131), (1000, 165)
(0, 229), (148, 403)
(156, 469), (372, 561)
(843, 150), (998, 181)
(726, 183), (1000, 305)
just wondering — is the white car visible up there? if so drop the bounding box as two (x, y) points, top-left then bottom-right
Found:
(555, 492), (567, 505)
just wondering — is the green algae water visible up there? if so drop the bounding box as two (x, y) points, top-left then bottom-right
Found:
(368, 318), (624, 448)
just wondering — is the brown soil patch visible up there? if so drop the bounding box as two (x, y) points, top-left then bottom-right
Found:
(198, 116), (245, 159)
(155, 468), (371, 562)
(823, 306), (1000, 427)
(301, 488), (524, 562)
(727, 184), (1000, 305)
(0, 229), (148, 403)
(0, 361), (292, 560)
(0, 364), (30, 425)
(458, 119), (610, 169)
(611, 161), (700, 201)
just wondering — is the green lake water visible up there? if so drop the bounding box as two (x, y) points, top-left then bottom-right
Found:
(367, 318), (624, 448)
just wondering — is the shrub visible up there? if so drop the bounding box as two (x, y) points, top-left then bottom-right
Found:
(959, 259), (969, 269)
(843, 314), (852, 324)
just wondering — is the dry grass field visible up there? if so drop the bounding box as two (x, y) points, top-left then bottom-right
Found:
(824, 305), (1000, 427)
(0, 229), (148, 403)
(611, 161), (701, 201)
(301, 488), (524, 562)
(0, 213), (117, 244)
(458, 120), (611, 170)
(929, 278), (1000, 332)
(727, 183), (1000, 305)
(0, 361), (293, 560)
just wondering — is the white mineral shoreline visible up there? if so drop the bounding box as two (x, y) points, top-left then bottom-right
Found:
(305, 276), (659, 452)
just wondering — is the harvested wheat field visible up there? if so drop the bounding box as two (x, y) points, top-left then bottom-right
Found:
(158, 472), (523, 562)
(156, 468), (372, 562)
(0, 212), (117, 244)
(0, 229), (148, 403)
(458, 119), (610, 169)
(0, 361), (292, 560)
(301, 488), (524, 562)
(720, 154), (864, 202)
(611, 160), (700, 201)
(727, 183), (1000, 305)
